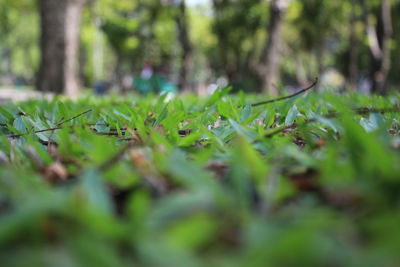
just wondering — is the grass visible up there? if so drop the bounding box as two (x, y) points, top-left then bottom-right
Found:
(0, 89), (399, 266)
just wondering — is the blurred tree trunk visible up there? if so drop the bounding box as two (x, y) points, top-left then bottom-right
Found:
(37, 0), (85, 97)
(347, 0), (359, 90)
(175, 0), (193, 92)
(361, 0), (392, 95)
(372, 0), (392, 95)
(259, 0), (288, 95)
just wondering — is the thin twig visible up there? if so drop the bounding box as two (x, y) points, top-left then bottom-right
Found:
(7, 127), (62, 138)
(4, 105), (399, 140)
(56, 109), (92, 126)
(6, 109), (92, 138)
(90, 126), (191, 137)
(264, 106), (400, 138)
(7, 125), (192, 139)
(354, 107), (400, 115)
(251, 78), (319, 107)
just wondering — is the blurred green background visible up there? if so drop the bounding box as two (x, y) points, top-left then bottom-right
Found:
(0, 0), (399, 95)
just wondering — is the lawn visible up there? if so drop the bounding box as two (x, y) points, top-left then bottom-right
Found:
(0, 89), (399, 267)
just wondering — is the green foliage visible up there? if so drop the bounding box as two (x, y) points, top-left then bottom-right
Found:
(210, 0), (267, 91)
(0, 0), (38, 80)
(2, 0), (400, 93)
(96, 0), (178, 74)
(0, 92), (399, 266)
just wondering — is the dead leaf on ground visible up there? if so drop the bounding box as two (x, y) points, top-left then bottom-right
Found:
(129, 149), (167, 194)
(315, 138), (326, 147)
(44, 161), (68, 182)
(288, 168), (320, 192)
(206, 161), (228, 179)
(126, 126), (142, 144)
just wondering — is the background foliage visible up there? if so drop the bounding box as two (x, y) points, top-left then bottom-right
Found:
(1, 0), (399, 93)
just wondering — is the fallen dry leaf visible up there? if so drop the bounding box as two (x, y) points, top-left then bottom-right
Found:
(44, 161), (68, 182)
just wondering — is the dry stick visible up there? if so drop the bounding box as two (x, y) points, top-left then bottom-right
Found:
(251, 78), (319, 107)
(7, 109), (92, 138)
(3, 80), (319, 136)
(7, 124), (191, 139)
(8, 127), (63, 138)
(264, 106), (400, 138)
(93, 125), (190, 136)
(4, 96), (398, 140)
(56, 109), (92, 126)
(93, 128), (191, 137)
(354, 107), (400, 115)
(6, 106), (399, 139)
(93, 106), (400, 140)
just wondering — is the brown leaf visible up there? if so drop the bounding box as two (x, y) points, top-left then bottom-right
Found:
(178, 129), (191, 136)
(129, 149), (167, 194)
(48, 143), (59, 159)
(126, 127), (142, 144)
(44, 161), (68, 182)
(315, 138), (326, 147)
(288, 168), (320, 192)
(206, 161), (228, 179)
(293, 138), (306, 148)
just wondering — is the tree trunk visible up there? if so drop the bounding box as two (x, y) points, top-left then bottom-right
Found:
(347, 0), (359, 90)
(175, 0), (193, 92)
(259, 0), (288, 95)
(372, 0), (392, 94)
(360, 0), (392, 95)
(37, 0), (85, 97)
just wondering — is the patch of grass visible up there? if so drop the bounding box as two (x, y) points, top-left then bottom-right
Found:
(0, 91), (399, 266)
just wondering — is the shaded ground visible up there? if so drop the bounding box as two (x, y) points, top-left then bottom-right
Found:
(0, 87), (53, 103)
